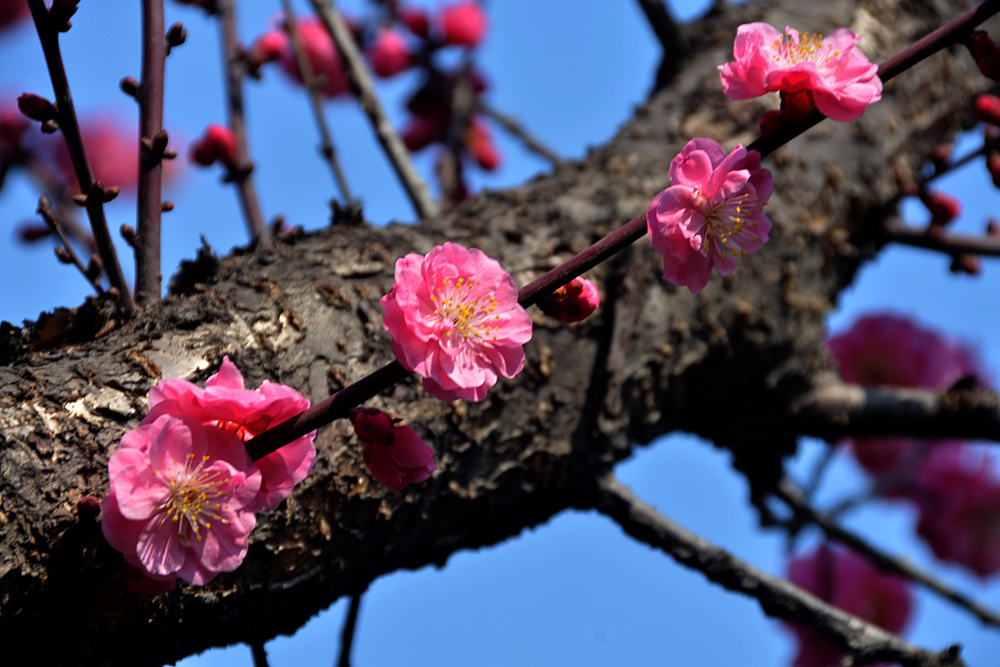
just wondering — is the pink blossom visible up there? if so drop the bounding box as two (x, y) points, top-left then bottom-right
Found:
(439, 1), (487, 47)
(352, 408), (437, 493)
(145, 357), (316, 511)
(828, 313), (984, 390)
(538, 277), (600, 323)
(908, 447), (1000, 576)
(367, 29), (412, 79)
(0, 0), (29, 32)
(51, 117), (140, 194)
(645, 138), (773, 294)
(102, 414), (261, 588)
(189, 124), (237, 168)
(380, 243), (533, 402)
(399, 6), (430, 39)
(257, 19), (350, 98)
(785, 545), (912, 667)
(719, 23), (882, 121)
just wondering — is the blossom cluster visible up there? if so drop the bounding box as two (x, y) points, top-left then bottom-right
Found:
(103, 358), (317, 591)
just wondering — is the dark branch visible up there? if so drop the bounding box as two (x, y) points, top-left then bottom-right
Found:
(594, 476), (966, 667)
(881, 219), (1000, 257)
(216, 0), (272, 243)
(775, 479), (1000, 631)
(26, 0), (135, 315)
(789, 378), (1000, 442)
(250, 641), (270, 667)
(308, 0), (437, 220)
(135, 0), (167, 306)
(280, 0), (354, 207)
(336, 593), (362, 667)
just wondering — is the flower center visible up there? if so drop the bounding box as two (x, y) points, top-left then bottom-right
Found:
(430, 276), (501, 344)
(154, 452), (231, 543)
(768, 31), (841, 68)
(702, 191), (766, 257)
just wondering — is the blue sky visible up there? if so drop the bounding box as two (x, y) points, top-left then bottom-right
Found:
(1, 1), (999, 666)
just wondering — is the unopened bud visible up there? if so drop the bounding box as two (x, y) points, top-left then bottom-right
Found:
(71, 194), (89, 207)
(920, 190), (961, 226)
(974, 94), (1000, 126)
(929, 143), (952, 171)
(16, 223), (53, 244)
(40, 120), (59, 134)
(166, 22), (187, 49)
(119, 76), (140, 100)
(951, 253), (982, 275)
(97, 184), (121, 203)
(538, 277), (601, 323)
(120, 224), (138, 247)
(54, 246), (74, 264)
(988, 152), (1000, 188)
(350, 407), (395, 445)
(17, 93), (57, 122)
(161, 200), (174, 212)
(86, 254), (103, 281)
(759, 109), (783, 136)
(190, 124), (238, 167)
(77, 495), (101, 519)
(987, 218), (1000, 236)
(967, 31), (1000, 81)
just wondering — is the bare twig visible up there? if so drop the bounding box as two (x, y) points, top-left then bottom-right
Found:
(37, 194), (104, 296)
(308, 0), (437, 220)
(27, 0), (135, 315)
(478, 102), (563, 168)
(775, 479), (1000, 631)
(336, 593), (363, 667)
(250, 641), (270, 667)
(790, 377), (1000, 443)
(135, 0), (167, 306)
(280, 0), (354, 207)
(246, 0), (1000, 460)
(881, 219), (1000, 257)
(595, 476), (966, 667)
(216, 0), (272, 244)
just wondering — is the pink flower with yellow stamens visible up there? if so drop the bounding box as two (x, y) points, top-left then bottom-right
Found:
(381, 242), (532, 402)
(101, 415), (261, 589)
(646, 138), (773, 294)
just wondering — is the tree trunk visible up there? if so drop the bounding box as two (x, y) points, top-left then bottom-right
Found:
(0, 0), (985, 664)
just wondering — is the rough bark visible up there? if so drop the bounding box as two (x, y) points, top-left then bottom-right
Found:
(0, 0), (988, 664)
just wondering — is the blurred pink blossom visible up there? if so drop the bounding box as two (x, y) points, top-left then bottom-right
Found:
(645, 138), (772, 294)
(351, 408), (437, 493)
(367, 28), (412, 78)
(785, 545), (912, 667)
(0, 0), (29, 32)
(52, 117), (139, 193)
(719, 23), (882, 121)
(256, 19), (350, 98)
(145, 357), (316, 511)
(380, 242), (532, 402)
(102, 414), (261, 589)
(440, 1), (487, 47)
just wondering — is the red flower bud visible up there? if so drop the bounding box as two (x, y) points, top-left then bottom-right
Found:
(402, 114), (445, 152)
(920, 190), (961, 226)
(974, 94), (1000, 126)
(351, 407), (395, 446)
(951, 253), (982, 275)
(929, 143), (952, 170)
(967, 31), (1000, 81)
(250, 30), (288, 66)
(399, 6), (430, 39)
(465, 118), (500, 171)
(538, 277), (601, 323)
(759, 109), (783, 135)
(17, 93), (57, 122)
(440, 1), (487, 47)
(367, 29), (411, 79)
(189, 124), (237, 167)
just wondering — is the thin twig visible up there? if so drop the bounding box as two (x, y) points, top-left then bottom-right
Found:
(477, 102), (563, 168)
(245, 0), (1000, 460)
(336, 593), (363, 667)
(881, 219), (1000, 257)
(308, 0), (437, 220)
(776, 478), (1000, 631)
(595, 476), (966, 667)
(26, 0), (135, 315)
(921, 144), (988, 189)
(135, 0), (167, 306)
(216, 0), (272, 244)
(37, 194), (104, 296)
(790, 378), (1000, 443)
(250, 641), (270, 667)
(280, 0), (354, 207)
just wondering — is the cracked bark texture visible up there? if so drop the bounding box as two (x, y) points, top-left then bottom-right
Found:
(0, 0), (989, 664)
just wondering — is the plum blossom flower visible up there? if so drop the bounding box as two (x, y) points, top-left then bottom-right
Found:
(380, 242), (532, 402)
(254, 19), (350, 98)
(144, 357), (316, 511)
(646, 138), (773, 294)
(440, 1), (487, 47)
(367, 29), (412, 78)
(784, 545), (913, 667)
(351, 408), (437, 493)
(102, 414), (261, 589)
(719, 23), (882, 121)
(907, 447), (1000, 577)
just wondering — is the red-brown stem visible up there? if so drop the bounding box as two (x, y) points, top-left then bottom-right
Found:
(37, 194), (104, 296)
(280, 0), (354, 206)
(217, 0), (272, 244)
(882, 219), (1000, 256)
(245, 0), (1000, 462)
(27, 0), (136, 316)
(135, 0), (167, 306)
